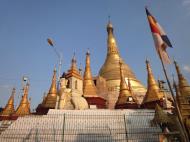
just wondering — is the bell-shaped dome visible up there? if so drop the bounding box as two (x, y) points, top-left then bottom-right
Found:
(99, 22), (146, 104)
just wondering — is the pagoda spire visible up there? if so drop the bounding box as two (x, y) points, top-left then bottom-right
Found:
(142, 60), (164, 108)
(107, 20), (119, 55)
(65, 53), (82, 80)
(174, 61), (190, 97)
(83, 50), (98, 97)
(0, 88), (15, 116)
(174, 61), (190, 127)
(116, 61), (132, 105)
(71, 52), (77, 70)
(15, 83), (30, 116)
(99, 20), (137, 80)
(43, 68), (57, 108)
(99, 21), (146, 104)
(49, 68), (57, 95)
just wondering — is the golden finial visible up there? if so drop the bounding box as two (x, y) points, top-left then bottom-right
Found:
(0, 88), (15, 116)
(146, 59), (158, 88)
(106, 20), (119, 55)
(15, 83), (30, 116)
(43, 68), (57, 108)
(84, 49), (92, 80)
(174, 60), (190, 97)
(83, 50), (98, 97)
(142, 60), (164, 105)
(107, 15), (113, 31)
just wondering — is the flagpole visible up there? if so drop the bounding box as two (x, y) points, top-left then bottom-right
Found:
(47, 38), (62, 109)
(158, 50), (189, 142)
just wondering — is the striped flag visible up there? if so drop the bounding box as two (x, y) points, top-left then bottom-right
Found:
(146, 8), (172, 64)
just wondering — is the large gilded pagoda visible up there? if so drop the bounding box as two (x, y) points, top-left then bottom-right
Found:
(99, 21), (147, 105)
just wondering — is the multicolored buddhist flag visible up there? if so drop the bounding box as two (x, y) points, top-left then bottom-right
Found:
(145, 8), (172, 64)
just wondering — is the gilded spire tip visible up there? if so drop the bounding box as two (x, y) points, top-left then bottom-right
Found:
(108, 15), (111, 23)
(54, 67), (56, 72)
(86, 48), (90, 55)
(72, 52), (76, 62)
(107, 17), (113, 31)
(145, 58), (149, 64)
(73, 51), (76, 58)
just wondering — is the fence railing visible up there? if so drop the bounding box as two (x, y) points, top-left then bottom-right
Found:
(0, 114), (163, 142)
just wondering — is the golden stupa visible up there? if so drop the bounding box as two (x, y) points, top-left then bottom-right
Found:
(0, 88), (15, 116)
(15, 83), (30, 116)
(174, 61), (190, 97)
(43, 68), (57, 108)
(142, 60), (164, 107)
(174, 61), (190, 135)
(99, 21), (146, 103)
(83, 50), (98, 97)
(115, 61), (138, 108)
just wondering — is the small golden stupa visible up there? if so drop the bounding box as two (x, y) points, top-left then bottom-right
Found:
(174, 61), (190, 97)
(83, 50), (98, 98)
(15, 83), (30, 116)
(83, 50), (106, 108)
(115, 61), (138, 109)
(43, 68), (57, 108)
(174, 61), (190, 135)
(0, 88), (15, 116)
(142, 60), (164, 108)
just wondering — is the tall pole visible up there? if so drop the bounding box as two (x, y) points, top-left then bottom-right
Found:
(47, 38), (63, 109)
(54, 49), (62, 109)
(52, 45), (62, 83)
(158, 51), (189, 142)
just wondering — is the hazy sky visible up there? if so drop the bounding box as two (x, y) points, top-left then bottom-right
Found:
(0, 0), (190, 110)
